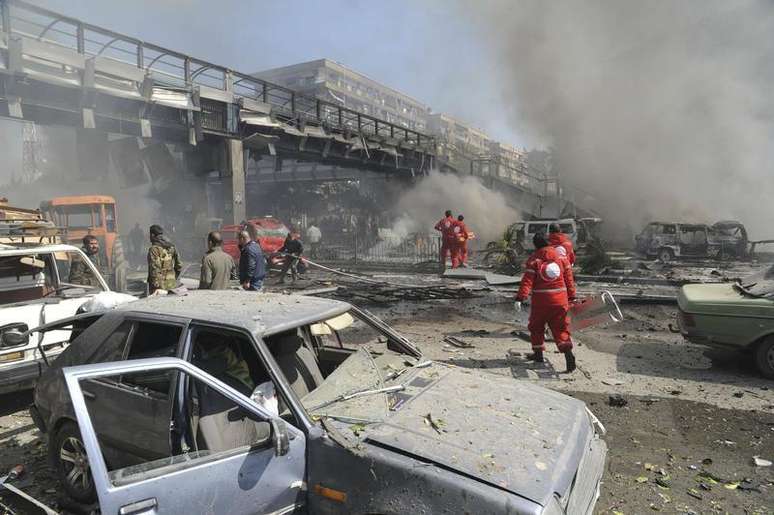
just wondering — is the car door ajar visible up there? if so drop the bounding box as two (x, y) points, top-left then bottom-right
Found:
(64, 358), (306, 515)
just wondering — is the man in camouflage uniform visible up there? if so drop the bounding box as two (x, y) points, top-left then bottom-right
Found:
(147, 224), (182, 294)
(69, 235), (103, 287)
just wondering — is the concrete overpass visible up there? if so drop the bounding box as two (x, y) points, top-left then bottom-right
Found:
(0, 0), (436, 223)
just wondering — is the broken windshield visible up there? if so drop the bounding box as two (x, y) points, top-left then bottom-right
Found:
(735, 265), (774, 298)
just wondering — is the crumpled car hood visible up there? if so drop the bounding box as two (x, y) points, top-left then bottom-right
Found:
(360, 365), (593, 507)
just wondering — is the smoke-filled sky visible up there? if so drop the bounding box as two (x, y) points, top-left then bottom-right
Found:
(462, 0), (774, 238)
(21, 0), (774, 239)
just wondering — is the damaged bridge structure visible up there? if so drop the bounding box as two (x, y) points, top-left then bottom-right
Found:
(0, 0), (435, 223)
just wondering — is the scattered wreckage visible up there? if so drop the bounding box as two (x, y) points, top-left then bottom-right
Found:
(28, 291), (606, 514)
(635, 220), (771, 262)
(677, 265), (774, 378)
(0, 243), (133, 394)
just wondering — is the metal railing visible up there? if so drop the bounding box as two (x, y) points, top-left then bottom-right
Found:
(316, 233), (442, 264)
(0, 0), (432, 147)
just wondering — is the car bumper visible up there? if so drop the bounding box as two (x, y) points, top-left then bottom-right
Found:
(28, 403), (47, 433)
(0, 359), (42, 395)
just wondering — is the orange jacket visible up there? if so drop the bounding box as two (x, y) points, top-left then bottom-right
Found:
(516, 246), (576, 307)
(434, 216), (457, 243)
(549, 232), (576, 265)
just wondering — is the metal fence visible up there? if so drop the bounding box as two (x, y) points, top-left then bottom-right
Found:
(314, 234), (442, 265)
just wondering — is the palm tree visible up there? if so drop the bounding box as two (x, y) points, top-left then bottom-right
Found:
(482, 224), (525, 274)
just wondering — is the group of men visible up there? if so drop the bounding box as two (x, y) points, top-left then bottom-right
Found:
(434, 210), (472, 269)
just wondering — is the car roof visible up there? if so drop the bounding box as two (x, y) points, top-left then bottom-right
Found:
(0, 243), (82, 255)
(115, 290), (351, 337)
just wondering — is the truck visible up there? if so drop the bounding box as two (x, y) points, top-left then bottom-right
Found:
(40, 195), (128, 291)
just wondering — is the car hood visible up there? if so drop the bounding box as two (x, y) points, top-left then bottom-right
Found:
(357, 365), (594, 506)
(679, 283), (774, 316)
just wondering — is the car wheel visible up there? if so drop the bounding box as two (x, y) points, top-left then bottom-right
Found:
(658, 248), (674, 263)
(51, 421), (96, 504)
(754, 337), (774, 379)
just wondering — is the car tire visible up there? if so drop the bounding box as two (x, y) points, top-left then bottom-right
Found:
(50, 421), (97, 504)
(658, 248), (674, 263)
(754, 337), (774, 379)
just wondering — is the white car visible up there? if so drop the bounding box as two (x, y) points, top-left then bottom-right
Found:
(0, 243), (133, 394)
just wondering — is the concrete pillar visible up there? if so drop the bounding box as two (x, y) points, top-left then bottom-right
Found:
(227, 138), (246, 224)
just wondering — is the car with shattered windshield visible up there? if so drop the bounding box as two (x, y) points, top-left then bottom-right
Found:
(677, 265), (774, 378)
(31, 291), (607, 514)
(0, 243), (123, 394)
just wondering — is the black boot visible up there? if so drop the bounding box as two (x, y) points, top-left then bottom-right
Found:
(564, 350), (577, 373)
(527, 350), (544, 362)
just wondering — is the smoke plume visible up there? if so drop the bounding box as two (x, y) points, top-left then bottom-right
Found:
(390, 170), (520, 243)
(464, 0), (774, 240)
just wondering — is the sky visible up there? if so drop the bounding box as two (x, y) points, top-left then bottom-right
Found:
(30, 0), (523, 147)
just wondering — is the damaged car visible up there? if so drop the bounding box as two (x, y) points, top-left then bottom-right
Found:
(677, 265), (774, 378)
(31, 291), (606, 514)
(635, 220), (751, 261)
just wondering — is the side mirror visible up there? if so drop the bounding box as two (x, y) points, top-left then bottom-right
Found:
(1, 329), (29, 349)
(270, 418), (290, 457)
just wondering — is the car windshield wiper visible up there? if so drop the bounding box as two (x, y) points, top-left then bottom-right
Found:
(307, 384), (405, 412)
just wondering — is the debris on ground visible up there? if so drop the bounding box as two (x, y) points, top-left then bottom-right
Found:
(608, 394), (628, 407)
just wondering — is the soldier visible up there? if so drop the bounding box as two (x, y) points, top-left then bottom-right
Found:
(147, 224), (182, 294)
(69, 234), (103, 287)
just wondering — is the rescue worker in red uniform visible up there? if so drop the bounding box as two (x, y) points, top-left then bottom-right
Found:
(434, 210), (456, 268)
(515, 232), (577, 372)
(453, 214), (470, 268)
(548, 223), (575, 266)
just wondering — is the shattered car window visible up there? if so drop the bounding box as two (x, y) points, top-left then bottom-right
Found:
(0, 254), (54, 305)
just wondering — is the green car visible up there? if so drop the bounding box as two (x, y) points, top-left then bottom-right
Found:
(677, 266), (774, 379)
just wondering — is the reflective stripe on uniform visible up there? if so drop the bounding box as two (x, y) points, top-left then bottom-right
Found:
(533, 287), (567, 293)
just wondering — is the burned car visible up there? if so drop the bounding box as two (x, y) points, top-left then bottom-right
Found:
(677, 266), (774, 378)
(635, 220), (751, 261)
(31, 291), (606, 514)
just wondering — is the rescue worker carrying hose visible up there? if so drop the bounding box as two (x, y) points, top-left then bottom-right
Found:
(548, 222), (575, 266)
(434, 210), (457, 269)
(515, 232), (577, 373)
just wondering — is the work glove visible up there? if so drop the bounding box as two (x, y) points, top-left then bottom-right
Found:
(514, 300), (523, 312)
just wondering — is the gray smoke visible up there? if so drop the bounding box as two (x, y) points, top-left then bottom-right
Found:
(464, 0), (774, 240)
(390, 170), (520, 243)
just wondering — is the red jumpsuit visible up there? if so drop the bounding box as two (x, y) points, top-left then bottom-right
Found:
(516, 246), (576, 353)
(434, 216), (457, 266)
(452, 221), (469, 267)
(548, 232), (576, 266)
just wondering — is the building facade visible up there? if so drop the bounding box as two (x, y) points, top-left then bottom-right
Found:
(254, 59), (430, 132)
(254, 59), (549, 195)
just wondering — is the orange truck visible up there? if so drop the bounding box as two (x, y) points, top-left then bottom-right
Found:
(39, 195), (128, 291)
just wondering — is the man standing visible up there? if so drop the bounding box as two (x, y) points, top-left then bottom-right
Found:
(515, 232), (577, 372)
(434, 210), (456, 268)
(69, 234), (103, 287)
(238, 230), (266, 291)
(199, 231), (236, 290)
(453, 214), (470, 268)
(147, 224), (182, 294)
(548, 223), (576, 266)
(277, 232), (303, 284)
(129, 222), (144, 263)
(306, 222), (322, 259)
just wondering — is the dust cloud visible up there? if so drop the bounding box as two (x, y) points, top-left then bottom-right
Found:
(390, 170), (521, 243)
(463, 0), (774, 240)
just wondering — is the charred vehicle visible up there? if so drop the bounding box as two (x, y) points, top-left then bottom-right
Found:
(635, 220), (750, 261)
(31, 291), (606, 514)
(677, 265), (774, 378)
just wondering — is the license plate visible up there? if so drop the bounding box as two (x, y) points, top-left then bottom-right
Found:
(0, 351), (24, 363)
